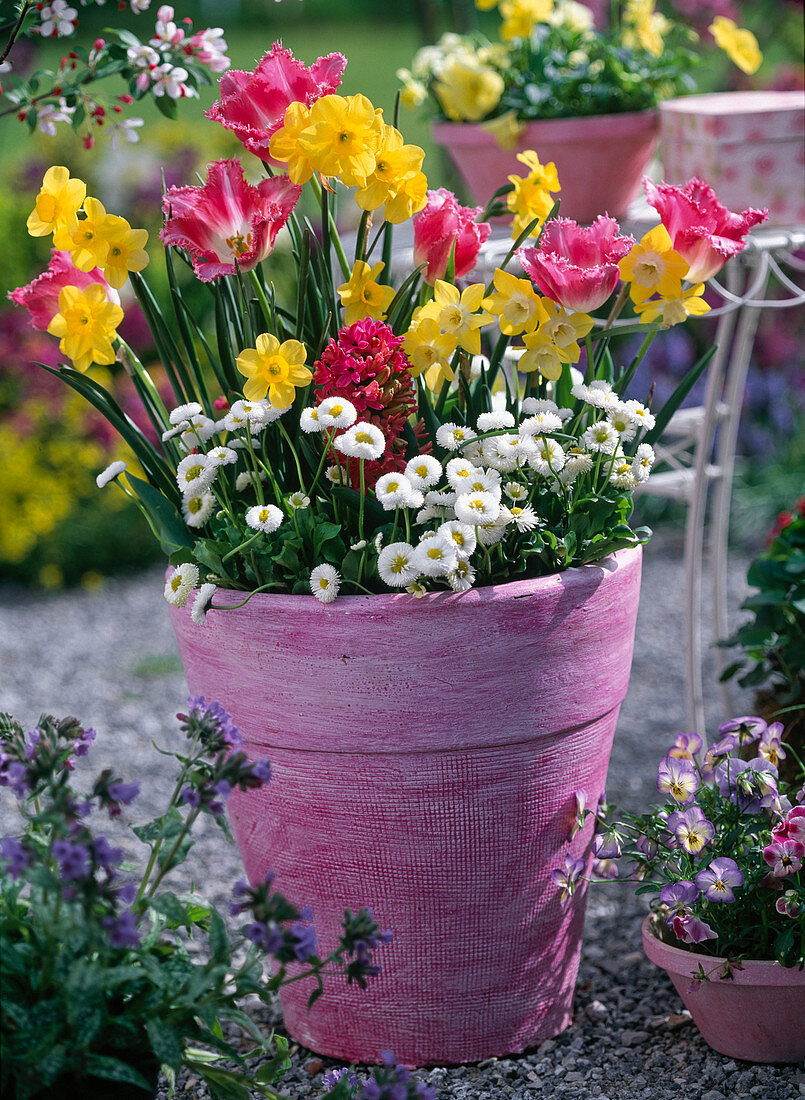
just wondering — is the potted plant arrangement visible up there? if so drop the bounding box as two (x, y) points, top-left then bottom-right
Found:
(559, 716), (805, 1063)
(0, 702), (438, 1099)
(400, 0), (763, 222)
(9, 36), (767, 1064)
(720, 501), (805, 776)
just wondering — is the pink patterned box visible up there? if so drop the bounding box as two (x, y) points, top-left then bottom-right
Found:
(659, 91), (805, 226)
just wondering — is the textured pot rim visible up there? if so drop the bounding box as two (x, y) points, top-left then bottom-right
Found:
(433, 108), (659, 143)
(641, 914), (805, 986)
(659, 89), (805, 116)
(192, 544), (642, 616)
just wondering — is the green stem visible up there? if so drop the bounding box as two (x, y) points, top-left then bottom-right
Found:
(277, 419), (306, 494)
(248, 268), (275, 330)
(222, 530), (263, 563)
(358, 459), (366, 543)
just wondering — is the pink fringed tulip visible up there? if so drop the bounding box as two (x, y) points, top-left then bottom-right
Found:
(517, 216), (633, 313)
(9, 249), (117, 331)
(412, 188), (490, 285)
(644, 177), (768, 283)
(161, 159), (301, 282)
(205, 41), (346, 159)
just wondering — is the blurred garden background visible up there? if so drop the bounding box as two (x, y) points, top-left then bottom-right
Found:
(1, 0), (803, 590)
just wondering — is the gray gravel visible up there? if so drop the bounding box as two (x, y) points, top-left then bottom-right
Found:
(1, 529), (803, 1100)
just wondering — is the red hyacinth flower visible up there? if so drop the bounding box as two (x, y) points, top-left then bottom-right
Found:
(160, 159), (301, 282)
(517, 216), (634, 313)
(412, 188), (490, 285)
(644, 176), (768, 283)
(9, 249), (117, 331)
(205, 41), (346, 160)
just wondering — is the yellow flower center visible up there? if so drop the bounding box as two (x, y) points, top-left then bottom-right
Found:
(329, 404), (343, 417)
(188, 497), (203, 514)
(390, 555), (408, 574)
(185, 464), (204, 481)
(227, 231), (253, 257)
(355, 431), (374, 444)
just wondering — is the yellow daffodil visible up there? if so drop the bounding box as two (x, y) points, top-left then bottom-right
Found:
(337, 260), (396, 325)
(500, 0), (554, 42)
(483, 268), (549, 335)
(433, 56), (504, 122)
(298, 94), (383, 187)
(53, 197), (117, 273)
(26, 166), (87, 238)
(709, 16), (762, 75)
(480, 109), (526, 151)
(269, 101), (315, 185)
(396, 68), (427, 109)
(403, 317), (459, 391)
(506, 150), (561, 238)
(101, 216), (149, 289)
(47, 284), (124, 373)
(425, 281), (493, 356)
(236, 333), (312, 406)
(632, 276), (710, 326)
(518, 332), (565, 379)
(355, 124), (426, 215)
(537, 299), (593, 359)
(619, 225), (688, 296)
(383, 171), (428, 224)
(622, 0), (671, 57)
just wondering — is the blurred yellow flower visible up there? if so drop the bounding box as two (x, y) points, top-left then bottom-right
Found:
(396, 68), (427, 109)
(47, 284), (124, 372)
(26, 166), (86, 238)
(481, 109), (525, 151)
(506, 150), (561, 238)
(337, 260), (396, 324)
(434, 56), (504, 122)
(236, 333), (311, 406)
(709, 16), (762, 75)
(299, 94), (383, 187)
(622, 0), (671, 57)
(500, 0), (554, 42)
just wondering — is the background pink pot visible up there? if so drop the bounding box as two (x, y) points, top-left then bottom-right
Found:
(170, 546), (642, 1065)
(642, 916), (805, 1063)
(432, 112), (659, 224)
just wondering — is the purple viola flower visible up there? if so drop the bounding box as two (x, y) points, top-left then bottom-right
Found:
(103, 909), (142, 949)
(659, 880), (698, 914)
(291, 920), (318, 962)
(0, 836), (30, 879)
(695, 857), (744, 902)
(671, 912), (717, 944)
(592, 857), (619, 879)
(181, 786), (201, 808)
(323, 1067), (359, 1092)
(551, 854), (586, 908)
(593, 830), (622, 859)
(52, 839), (91, 881)
(568, 789), (588, 840)
(636, 834), (658, 860)
(656, 754), (698, 806)
(669, 731), (703, 761)
(106, 780), (139, 818)
(776, 891), (800, 919)
(666, 806), (715, 855)
(762, 838), (804, 878)
(718, 716), (766, 746)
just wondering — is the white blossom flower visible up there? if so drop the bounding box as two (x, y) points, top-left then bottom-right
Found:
(435, 422), (477, 451)
(622, 399), (656, 431)
(476, 410), (515, 432)
(190, 583), (217, 625)
(176, 453), (215, 496)
(245, 504), (283, 533)
(413, 534), (458, 577)
(317, 396), (358, 430)
(96, 460), (127, 489)
(262, 402), (291, 425)
(454, 491), (501, 526)
(36, 99), (75, 136)
(446, 457), (480, 492)
(447, 558), (476, 592)
(564, 449), (595, 477)
(225, 400), (270, 433)
(509, 504), (540, 532)
(287, 492), (310, 510)
(182, 491), (215, 528)
(632, 442), (656, 482)
(310, 563), (340, 603)
(519, 411), (563, 437)
(164, 562), (199, 607)
(610, 459), (637, 489)
(571, 380), (618, 409)
(582, 421), (620, 454)
(108, 117), (145, 150)
(127, 42), (160, 72)
(481, 436), (520, 473)
(461, 468), (503, 499)
(207, 445), (238, 467)
(404, 455), (442, 490)
(378, 542), (419, 587)
(504, 481), (528, 501)
(326, 463), (348, 485)
(416, 505), (443, 525)
(334, 422), (386, 461)
(424, 490), (457, 507)
(521, 397), (560, 416)
(462, 439), (485, 464)
(179, 414), (217, 448)
(607, 405), (639, 442)
(39, 1), (77, 37)
(350, 539), (367, 551)
(374, 472), (416, 510)
(374, 532), (385, 552)
(299, 407), (323, 433)
(477, 507), (513, 545)
(437, 520), (477, 557)
(130, 0), (152, 12)
(528, 437), (567, 476)
(234, 471), (266, 492)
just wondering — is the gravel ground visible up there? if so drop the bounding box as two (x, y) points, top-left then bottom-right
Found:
(1, 530), (803, 1100)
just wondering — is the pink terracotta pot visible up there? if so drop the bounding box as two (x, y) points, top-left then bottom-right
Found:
(659, 91), (805, 227)
(169, 546), (642, 1065)
(432, 111), (659, 224)
(642, 916), (805, 1063)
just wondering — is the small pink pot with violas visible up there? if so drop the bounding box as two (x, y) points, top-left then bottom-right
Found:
(642, 916), (805, 1063)
(170, 545), (642, 1065)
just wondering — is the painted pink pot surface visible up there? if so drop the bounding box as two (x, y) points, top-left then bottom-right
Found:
(432, 111), (659, 224)
(642, 917), (805, 1063)
(660, 92), (805, 227)
(170, 547), (642, 1065)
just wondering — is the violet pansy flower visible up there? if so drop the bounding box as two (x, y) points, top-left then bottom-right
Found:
(671, 912), (717, 945)
(695, 857), (744, 902)
(762, 838), (804, 879)
(659, 880), (698, 914)
(656, 754), (699, 806)
(551, 854), (586, 908)
(666, 806), (715, 855)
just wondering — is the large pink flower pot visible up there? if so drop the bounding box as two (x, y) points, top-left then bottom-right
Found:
(432, 112), (659, 224)
(169, 546), (642, 1065)
(642, 916), (805, 1063)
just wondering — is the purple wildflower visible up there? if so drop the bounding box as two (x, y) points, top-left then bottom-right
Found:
(669, 731), (703, 760)
(695, 857), (744, 902)
(656, 754), (698, 806)
(73, 726), (96, 757)
(551, 854), (586, 907)
(0, 836), (30, 878)
(671, 912), (717, 944)
(115, 881), (137, 906)
(246, 758), (272, 787)
(103, 909), (142, 949)
(52, 839), (90, 881)
(592, 857), (619, 879)
(291, 920), (318, 962)
(666, 806), (715, 855)
(106, 780), (139, 817)
(659, 880), (698, 914)
(718, 715), (766, 746)
(593, 830), (622, 860)
(3, 762), (29, 798)
(636, 834), (658, 859)
(92, 836), (124, 871)
(763, 838), (804, 878)
(568, 789), (588, 840)
(181, 786), (201, 808)
(324, 1067), (359, 1091)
